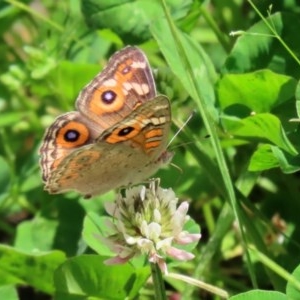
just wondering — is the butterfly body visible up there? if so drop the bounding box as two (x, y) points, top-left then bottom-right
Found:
(39, 47), (172, 198)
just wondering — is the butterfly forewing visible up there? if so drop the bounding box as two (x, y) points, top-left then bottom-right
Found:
(39, 47), (172, 198)
(76, 46), (156, 128)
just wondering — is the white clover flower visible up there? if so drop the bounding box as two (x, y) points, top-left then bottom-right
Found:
(102, 181), (201, 273)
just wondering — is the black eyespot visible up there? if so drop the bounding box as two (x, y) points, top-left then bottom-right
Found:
(118, 126), (134, 136)
(64, 130), (80, 142)
(101, 90), (116, 104)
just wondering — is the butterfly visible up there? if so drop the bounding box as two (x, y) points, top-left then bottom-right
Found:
(39, 46), (172, 198)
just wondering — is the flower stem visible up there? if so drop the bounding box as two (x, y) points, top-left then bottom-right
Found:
(150, 262), (167, 300)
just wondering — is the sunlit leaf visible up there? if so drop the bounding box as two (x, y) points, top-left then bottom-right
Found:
(54, 255), (150, 300)
(0, 245), (66, 294)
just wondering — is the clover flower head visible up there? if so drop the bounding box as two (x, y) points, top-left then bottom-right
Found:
(103, 180), (201, 273)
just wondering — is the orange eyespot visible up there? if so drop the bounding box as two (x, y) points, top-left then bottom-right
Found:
(57, 121), (89, 148)
(89, 86), (125, 116)
(104, 125), (141, 144)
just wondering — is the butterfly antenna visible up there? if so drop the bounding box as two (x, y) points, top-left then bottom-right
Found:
(167, 111), (195, 147)
(170, 162), (183, 174)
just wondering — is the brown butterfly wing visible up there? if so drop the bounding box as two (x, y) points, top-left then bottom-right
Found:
(44, 96), (172, 197)
(76, 46), (156, 129)
(39, 47), (170, 197)
(39, 111), (98, 183)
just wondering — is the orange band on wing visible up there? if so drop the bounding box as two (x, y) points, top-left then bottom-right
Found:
(145, 141), (161, 150)
(145, 128), (163, 139)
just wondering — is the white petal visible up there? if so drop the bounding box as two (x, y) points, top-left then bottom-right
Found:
(140, 186), (146, 201)
(140, 220), (149, 237)
(137, 238), (154, 253)
(148, 222), (161, 241)
(124, 235), (138, 245)
(156, 237), (173, 251)
(153, 209), (161, 223)
(172, 202), (189, 234)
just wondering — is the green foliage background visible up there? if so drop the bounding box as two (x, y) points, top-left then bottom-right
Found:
(1, 0), (300, 299)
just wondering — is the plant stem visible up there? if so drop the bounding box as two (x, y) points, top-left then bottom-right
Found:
(150, 263), (167, 300)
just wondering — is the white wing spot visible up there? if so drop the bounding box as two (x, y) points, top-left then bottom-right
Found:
(123, 82), (149, 95)
(151, 118), (160, 125)
(103, 79), (117, 87)
(131, 61), (147, 69)
(159, 117), (166, 124)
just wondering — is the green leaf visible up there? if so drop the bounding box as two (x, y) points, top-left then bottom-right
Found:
(217, 70), (297, 113)
(24, 46), (56, 79)
(286, 264), (300, 300)
(53, 198), (86, 256)
(228, 113), (297, 155)
(223, 12), (300, 78)
(229, 289), (287, 300)
(248, 145), (279, 172)
(14, 198), (85, 256)
(54, 255), (150, 300)
(0, 112), (30, 127)
(248, 144), (300, 174)
(48, 61), (100, 109)
(0, 285), (18, 300)
(81, 0), (195, 43)
(295, 79), (300, 118)
(0, 245), (66, 293)
(82, 212), (114, 257)
(271, 146), (300, 173)
(151, 18), (218, 120)
(14, 217), (58, 252)
(0, 156), (10, 192)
